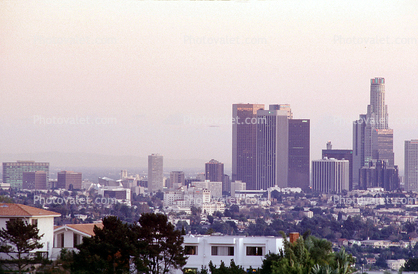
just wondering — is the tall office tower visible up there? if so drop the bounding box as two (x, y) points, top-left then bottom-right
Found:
(288, 119), (310, 190)
(359, 160), (399, 191)
(405, 140), (418, 191)
(353, 78), (394, 189)
(205, 159), (224, 182)
(170, 171), (185, 189)
(322, 144), (353, 190)
(22, 171), (47, 189)
(3, 161), (49, 189)
(57, 171), (82, 190)
(148, 154), (163, 193)
(256, 109), (289, 189)
(232, 104), (264, 190)
(312, 158), (349, 193)
(353, 114), (367, 188)
(369, 77), (388, 129)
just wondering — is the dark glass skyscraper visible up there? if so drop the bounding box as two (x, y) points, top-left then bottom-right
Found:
(232, 104), (264, 190)
(288, 119), (310, 190)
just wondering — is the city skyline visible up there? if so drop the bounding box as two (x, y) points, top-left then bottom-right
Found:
(1, 1), (417, 173)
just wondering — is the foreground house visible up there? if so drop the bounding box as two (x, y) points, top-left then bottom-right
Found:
(52, 223), (103, 260)
(179, 234), (284, 273)
(0, 203), (61, 259)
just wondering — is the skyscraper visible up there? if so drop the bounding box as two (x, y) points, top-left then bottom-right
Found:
(205, 159), (224, 183)
(232, 104), (264, 190)
(256, 108), (288, 189)
(148, 154), (163, 193)
(405, 140), (418, 191)
(312, 158), (349, 193)
(353, 78), (395, 189)
(288, 119), (310, 190)
(3, 161), (49, 189)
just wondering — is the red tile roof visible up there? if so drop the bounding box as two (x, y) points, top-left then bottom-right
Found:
(0, 203), (61, 217)
(55, 223), (104, 236)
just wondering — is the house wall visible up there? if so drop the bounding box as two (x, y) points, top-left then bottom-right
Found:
(0, 216), (55, 259)
(178, 235), (284, 273)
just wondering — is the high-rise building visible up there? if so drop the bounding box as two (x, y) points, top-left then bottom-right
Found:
(353, 78), (395, 189)
(312, 158), (349, 193)
(148, 154), (163, 193)
(2, 161), (49, 189)
(22, 171), (47, 189)
(170, 171), (185, 189)
(57, 171), (82, 190)
(405, 140), (418, 191)
(205, 159), (224, 182)
(232, 104), (264, 190)
(359, 160), (399, 191)
(256, 108), (288, 189)
(288, 119), (310, 190)
(322, 143), (353, 190)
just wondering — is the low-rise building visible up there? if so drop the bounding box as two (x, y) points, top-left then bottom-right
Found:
(179, 235), (284, 273)
(0, 203), (61, 259)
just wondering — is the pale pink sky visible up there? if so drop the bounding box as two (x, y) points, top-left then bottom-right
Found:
(1, 0), (417, 171)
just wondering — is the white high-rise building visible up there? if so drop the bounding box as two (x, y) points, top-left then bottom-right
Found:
(405, 140), (418, 191)
(148, 154), (163, 193)
(312, 158), (349, 193)
(256, 108), (288, 189)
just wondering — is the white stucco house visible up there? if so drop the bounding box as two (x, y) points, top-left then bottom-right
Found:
(0, 203), (61, 260)
(178, 235), (284, 273)
(51, 223), (103, 260)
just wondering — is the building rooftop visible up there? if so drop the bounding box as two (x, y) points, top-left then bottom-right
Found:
(0, 203), (61, 218)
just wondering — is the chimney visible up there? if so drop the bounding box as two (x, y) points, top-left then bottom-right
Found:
(289, 232), (300, 244)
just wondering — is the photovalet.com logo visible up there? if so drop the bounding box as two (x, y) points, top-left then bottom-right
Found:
(34, 195), (117, 205)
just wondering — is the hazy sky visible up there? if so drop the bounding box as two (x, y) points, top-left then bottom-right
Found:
(1, 0), (417, 172)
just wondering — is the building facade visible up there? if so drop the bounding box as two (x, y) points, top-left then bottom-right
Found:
(179, 235), (284, 273)
(322, 146), (353, 190)
(170, 171), (185, 189)
(232, 104), (265, 190)
(148, 154), (163, 193)
(0, 203), (60, 259)
(288, 119), (310, 190)
(312, 158), (349, 193)
(57, 171), (82, 190)
(359, 160), (399, 191)
(405, 140), (418, 191)
(22, 171), (48, 190)
(256, 109), (288, 189)
(2, 161), (49, 189)
(205, 159), (224, 184)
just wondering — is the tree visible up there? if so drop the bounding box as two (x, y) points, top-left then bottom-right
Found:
(208, 260), (247, 274)
(0, 218), (44, 274)
(71, 216), (137, 274)
(402, 257), (418, 271)
(134, 213), (187, 274)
